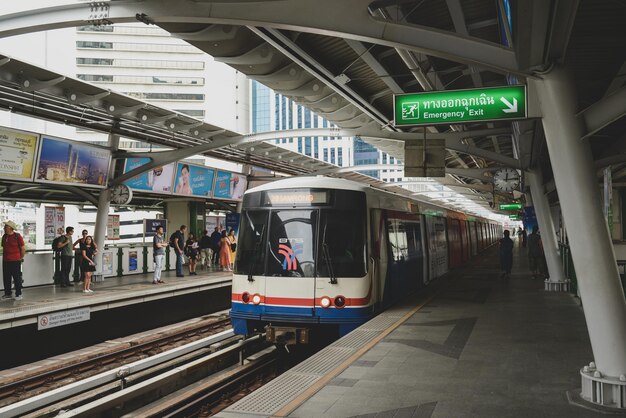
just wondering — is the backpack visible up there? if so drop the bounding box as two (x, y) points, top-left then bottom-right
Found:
(2, 232), (22, 249)
(51, 235), (64, 252)
(169, 232), (178, 248)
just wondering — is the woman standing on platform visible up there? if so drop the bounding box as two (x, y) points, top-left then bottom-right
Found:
(499, 230), (514, 279)
(185, 232), (199, 276)
(81, 236), (97, 293)
(219, 230), (232, 272)
(228, 229), (237, 270)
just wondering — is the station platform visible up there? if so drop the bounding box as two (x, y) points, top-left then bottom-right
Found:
(0, 268), (232, 368)
(219, 246), (608, 418)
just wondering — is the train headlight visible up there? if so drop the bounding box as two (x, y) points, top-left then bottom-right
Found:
(252, 294), (262, 305)
(334, 295), (346, 308)
(320, 297), (331, 308)
(241, 292), (250, 303)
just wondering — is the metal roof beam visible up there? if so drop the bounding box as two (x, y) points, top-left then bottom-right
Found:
(581, 85), (626, 140)
(0, 0), (521, 75)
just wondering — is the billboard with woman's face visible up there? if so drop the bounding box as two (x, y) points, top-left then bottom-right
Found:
(35, 136), (111, 188)
(173, 162), (215, 197)
(123, 157), (175, 194)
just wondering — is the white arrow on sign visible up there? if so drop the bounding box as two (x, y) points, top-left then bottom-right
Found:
(500, 97), (518, 113)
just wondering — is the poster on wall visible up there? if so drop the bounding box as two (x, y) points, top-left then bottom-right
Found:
(206, 215), (225, 233)
(0, 126), (39, 181)
(172, 162), (215, 197)
(123, 158), (175, 194)
(44, 206), (65, 245)
(35, 136), (111, 188)
(213, 170), (247, 200)
(107, 215), (120, 240)
(129, 251), (138, 272)
(101, 251), (113, 275)
(225, 213), (240, 235)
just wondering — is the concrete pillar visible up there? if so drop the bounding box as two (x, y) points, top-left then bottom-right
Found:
(94, 134), (119, 270)
(526, 170), (567, 287)
(534, 67), (626, 405)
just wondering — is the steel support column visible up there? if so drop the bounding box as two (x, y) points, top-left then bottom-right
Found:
(94, 134), (120, 271)
(526, 170), (568, 290)
(533, 67), (626, 408)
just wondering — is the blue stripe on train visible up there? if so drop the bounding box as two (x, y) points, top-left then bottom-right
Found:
(230, 303), (375, 336)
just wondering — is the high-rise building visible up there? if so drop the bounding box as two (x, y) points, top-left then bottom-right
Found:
(250, 81), (406, 181)
(250, 80), (352, 167)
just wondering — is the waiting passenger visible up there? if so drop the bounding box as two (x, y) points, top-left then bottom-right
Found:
(2, 220), (25, 301)
(499, 230), (514, 279)
(57, 227), (75, 287)
(199, 229), (212, 270)
(210, 227), (222, 266)
(171, 225), (186, 277)
(219, 230), (232, 272)
(152, 226), (166, 284)
(228, 229), (237, 270)
(185, 233), (199, 275)
(80, 235), (97, 293)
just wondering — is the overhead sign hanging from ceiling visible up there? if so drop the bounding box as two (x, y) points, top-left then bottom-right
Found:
(394, 85), (526, 126)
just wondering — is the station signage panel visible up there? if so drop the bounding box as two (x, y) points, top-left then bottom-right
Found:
(394, 85), (526, 126)
(499, 203), (523, 211)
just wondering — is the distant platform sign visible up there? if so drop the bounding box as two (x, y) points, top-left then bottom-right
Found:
(38, 307), (90, 330)
(394, 85), (526, 126)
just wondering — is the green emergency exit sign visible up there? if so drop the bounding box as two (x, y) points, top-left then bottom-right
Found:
(500, 203), (523, 210)
(394, 85), (526, 126)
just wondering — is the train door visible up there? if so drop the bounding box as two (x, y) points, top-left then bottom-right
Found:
(469, 221), (478, 256)
(448, 219), (463, 268)
(459, 220), (470, 263)
(425, 216), (449, 280)
(383, 211), (424, 305)
(264, 209), (318, 317)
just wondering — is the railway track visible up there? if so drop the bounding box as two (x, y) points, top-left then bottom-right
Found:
(0, 315), (232, 407)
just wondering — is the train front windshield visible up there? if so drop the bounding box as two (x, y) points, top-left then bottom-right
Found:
(234, 189), (367, 278)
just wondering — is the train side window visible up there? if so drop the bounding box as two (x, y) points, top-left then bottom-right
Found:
(387, 218), (409, 262)
(404, 222), (422, 259)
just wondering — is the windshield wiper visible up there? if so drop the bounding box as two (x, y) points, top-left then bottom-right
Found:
(323, 243), (337, 284)
(247, 224), (265, 283)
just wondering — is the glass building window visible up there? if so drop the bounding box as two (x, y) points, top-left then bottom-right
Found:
(331, 148), (336, 164)
(176, 109), (205, 117)
(338, 148), (343, 166)
(77, 58), (204, 69)
(77, 74), (203, 85)
(123, 92), (204, 101)
(323, 148), (328, 162)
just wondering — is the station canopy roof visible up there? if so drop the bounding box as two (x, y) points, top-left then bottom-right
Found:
(0, 0), (623, 215)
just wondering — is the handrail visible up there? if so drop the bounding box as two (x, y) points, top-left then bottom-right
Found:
(20, 242), (153, 254)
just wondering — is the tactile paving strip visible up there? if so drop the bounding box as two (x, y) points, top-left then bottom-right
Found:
(228, 373), (320, 415)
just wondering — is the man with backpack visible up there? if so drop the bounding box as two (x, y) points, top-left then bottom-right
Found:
(170, 225), (186, 277)
(57, 226), (75, 287)
(2, 220), (25, 300)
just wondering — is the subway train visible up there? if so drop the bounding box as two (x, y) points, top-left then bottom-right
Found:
(230, 176), (501, 344)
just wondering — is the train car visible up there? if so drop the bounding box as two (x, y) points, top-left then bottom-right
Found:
(230, 176), (500, 345)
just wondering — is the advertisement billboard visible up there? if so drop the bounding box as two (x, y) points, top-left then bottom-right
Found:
(0, 126), (39, 181)
(107, 215), (120, 240)
(173, 162), (215, 197)
(213, 170), (247, 200)
(44, 206), (65, 245)
(123, 157), (175, 194)
(35, 136), (111, 188)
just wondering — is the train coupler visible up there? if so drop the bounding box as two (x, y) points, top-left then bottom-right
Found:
(265, 326), (310, 345)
